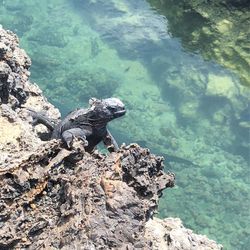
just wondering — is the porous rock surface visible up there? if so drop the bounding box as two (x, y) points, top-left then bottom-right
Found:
(0, 24), (30, 107)
(0, 26), (222, 249)
(145, 218), (222, 250)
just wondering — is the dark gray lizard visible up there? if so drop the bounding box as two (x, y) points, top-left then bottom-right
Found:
(29, 97), (126, 153)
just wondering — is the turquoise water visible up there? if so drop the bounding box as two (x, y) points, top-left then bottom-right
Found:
(1, 0), (249, 249)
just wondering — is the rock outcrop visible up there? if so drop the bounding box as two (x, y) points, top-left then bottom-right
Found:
(0, 26), (222, 249)
(0, 25), (31, 107)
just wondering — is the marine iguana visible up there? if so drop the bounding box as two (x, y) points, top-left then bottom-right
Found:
(29, 97), (126, 153)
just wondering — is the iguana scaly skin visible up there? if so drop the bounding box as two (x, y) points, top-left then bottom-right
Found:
(29, 97), (126, 152)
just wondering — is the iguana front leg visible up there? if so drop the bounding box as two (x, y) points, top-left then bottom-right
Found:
(62, 128), (88, 148)
(103, 129), (119, 152)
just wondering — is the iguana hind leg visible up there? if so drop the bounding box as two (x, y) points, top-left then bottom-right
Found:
(62, 128), (88, 148)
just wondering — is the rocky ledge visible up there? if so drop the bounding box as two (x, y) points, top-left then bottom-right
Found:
(0, 27), (222, 249)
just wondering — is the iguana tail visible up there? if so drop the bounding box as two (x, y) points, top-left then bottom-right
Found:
(27, 108), (56, 131)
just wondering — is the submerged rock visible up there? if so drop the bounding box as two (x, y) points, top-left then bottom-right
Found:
(148, 0), (250, 87)
(205, 73), (239, 102)
(28, 26), (68, 48)
(0, 27), (222, 249)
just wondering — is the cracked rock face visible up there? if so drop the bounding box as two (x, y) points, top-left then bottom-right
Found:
(0, 26), (222, 250)
(0, 141), (174, 249)
(0, 27), (31, 107)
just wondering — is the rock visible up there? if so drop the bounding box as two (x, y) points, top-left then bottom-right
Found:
(216, 19), (233, 33)
(145, 218), (223, 250)
(0, 27), (31, 107)
(206, 74), (238, 99)
(27, 26), (68, 48)
(178, 100), (199, 121)
(4, 0), (25, 11)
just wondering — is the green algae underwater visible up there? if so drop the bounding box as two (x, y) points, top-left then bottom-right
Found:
(1, 0), (249, 249)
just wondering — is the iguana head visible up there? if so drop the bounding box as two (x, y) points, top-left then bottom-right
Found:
(88, 97), (126, 125)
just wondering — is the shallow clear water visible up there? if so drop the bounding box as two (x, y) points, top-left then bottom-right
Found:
(1, 0), (249, 249)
